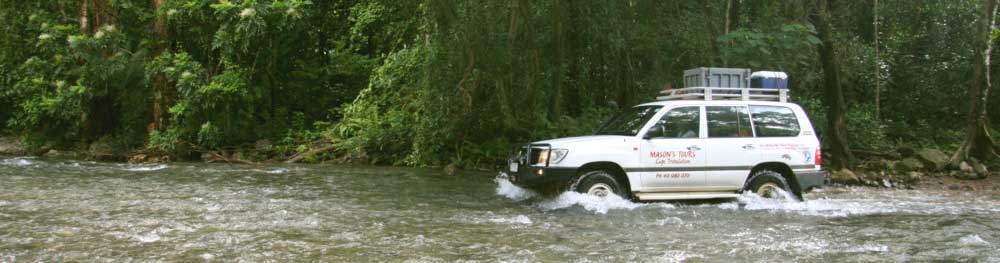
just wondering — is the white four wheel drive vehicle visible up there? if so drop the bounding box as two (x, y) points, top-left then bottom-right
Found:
(505, 85), (826, 201)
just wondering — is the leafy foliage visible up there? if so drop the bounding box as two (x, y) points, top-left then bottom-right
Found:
(0, 0), (994, 166)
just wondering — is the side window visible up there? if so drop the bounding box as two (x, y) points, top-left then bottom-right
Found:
(650, 106), (700, 138)
(706, 106), (752, 138)
(750, 106), (801, 137)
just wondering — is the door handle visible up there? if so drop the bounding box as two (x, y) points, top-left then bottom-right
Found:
(687, 145), (701, 151)
(742, 144), (755, 150)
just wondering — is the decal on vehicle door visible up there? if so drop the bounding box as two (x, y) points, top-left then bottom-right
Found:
(655, 173), (691, 179)
(649, 151), (696, 165)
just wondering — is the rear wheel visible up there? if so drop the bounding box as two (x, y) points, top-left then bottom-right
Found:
(573, 171), (625, 198)
(746, 170), (797, 200)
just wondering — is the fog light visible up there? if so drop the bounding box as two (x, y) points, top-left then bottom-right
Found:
(536, 169), (544, 176)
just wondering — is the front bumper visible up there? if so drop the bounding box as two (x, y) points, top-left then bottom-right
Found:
(507, 165), (577, 189)
(506, 143), (577, 189)
(796, 170), (827, 191)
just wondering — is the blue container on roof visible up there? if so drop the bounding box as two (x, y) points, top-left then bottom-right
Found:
(750, 71), (789, 89)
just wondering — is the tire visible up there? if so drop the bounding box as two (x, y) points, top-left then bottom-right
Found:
(572, 170), (625, 198)
(745, 170), (799, 201)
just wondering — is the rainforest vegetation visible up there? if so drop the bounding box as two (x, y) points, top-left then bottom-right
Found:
(1, 0), (999, 173)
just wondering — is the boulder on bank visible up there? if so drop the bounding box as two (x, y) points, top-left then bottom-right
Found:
(830, 169), (860, 185)
(0, 137), (24, 155)
(915, 149), (949, 171)
(896, 144), (916, 158)
(895, 158), (924, 172)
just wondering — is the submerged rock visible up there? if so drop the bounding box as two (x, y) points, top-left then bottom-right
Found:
(830, 169), (860, 185)
(916, 149), (949, 171)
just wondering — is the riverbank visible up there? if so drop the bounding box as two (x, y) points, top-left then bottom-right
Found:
(3, 135), (997, 191)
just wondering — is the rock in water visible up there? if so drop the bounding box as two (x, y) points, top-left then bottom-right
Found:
(916, 149), (949, 171)
(830, 169), (860, 185)
(444, 164), (459, 176)
(895, 158), (924, 172)
(960, 161), (974, 173)
(971, 160), (988, 176)
(906, 171), (923, 182)
(44, 149), (75, 159)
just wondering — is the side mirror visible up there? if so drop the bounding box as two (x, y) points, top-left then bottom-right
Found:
(643, 125), (664, 139)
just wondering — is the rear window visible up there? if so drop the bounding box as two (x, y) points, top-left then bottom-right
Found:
(707, 106), (753, 138)
(750, 106), (801, 137)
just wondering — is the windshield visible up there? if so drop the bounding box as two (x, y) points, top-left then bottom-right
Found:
(594, 106), (663, 136)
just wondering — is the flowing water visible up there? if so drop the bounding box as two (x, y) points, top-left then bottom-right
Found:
(1, 156), (998, 262)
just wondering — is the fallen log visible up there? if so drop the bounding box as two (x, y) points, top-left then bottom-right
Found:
(208, 151), (254, 165)
(285, 144), (337, 163)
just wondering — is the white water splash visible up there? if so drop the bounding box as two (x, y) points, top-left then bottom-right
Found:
(134, 231), (161, 243)
(265, 168), (289, 174)
(655, 250), (703, 263)
(537, 191), (643, 214)
(959, 235), (990, 246)
(0, 157), (34, 167)
(845, 243), (889, 253)
(656, 217), (684, 226)
(122, 164), (168, 172)
(489, 215), (533, 225)
(720, 190), (900, 217)
(494, 175), (536, 201)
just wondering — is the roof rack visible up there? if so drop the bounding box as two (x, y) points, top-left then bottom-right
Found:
(657, 87), (789, 102)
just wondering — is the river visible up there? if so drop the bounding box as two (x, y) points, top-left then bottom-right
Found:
(0, 156), (997, 262)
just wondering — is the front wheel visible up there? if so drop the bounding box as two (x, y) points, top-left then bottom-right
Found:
(573, 171), (625, 198)
(745, 170), (798, 201)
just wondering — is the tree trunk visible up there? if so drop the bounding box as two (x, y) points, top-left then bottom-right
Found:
(151, 0), (173, 132)
(873, 0), (880, 119)
(810, 0), (854, 170)
(80, 0), (118, 140)
(951, 0), (1000, 164)
(700, 0), (719, 65)
(79, 0), (89, 33)
(726, 0), (741, 34)
(550, 0), (565, 119)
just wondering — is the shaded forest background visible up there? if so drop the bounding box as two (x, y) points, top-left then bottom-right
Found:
(1, 0), (998, 169)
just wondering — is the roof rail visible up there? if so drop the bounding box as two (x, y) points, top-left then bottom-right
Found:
(656, 87), (789, 102)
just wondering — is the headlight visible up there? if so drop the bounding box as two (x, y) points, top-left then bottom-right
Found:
(537, 148), (569, 165)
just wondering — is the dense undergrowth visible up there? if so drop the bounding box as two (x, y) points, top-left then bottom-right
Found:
(1, 1), (997, 170)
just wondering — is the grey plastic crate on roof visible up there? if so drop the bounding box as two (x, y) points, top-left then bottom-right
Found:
(683, 67), (751, 89)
